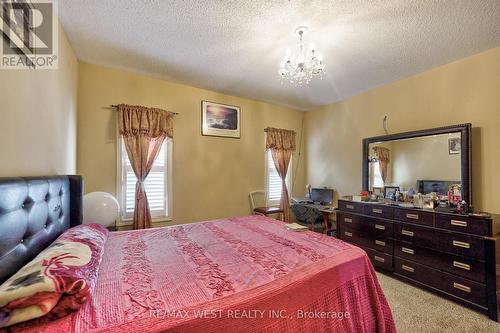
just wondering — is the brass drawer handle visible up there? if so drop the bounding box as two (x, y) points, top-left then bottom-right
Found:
(402, 265), (414, 272)
(375, 240), (386, 246)
(453, 261), (471, 271)
(453, 282), (471, 293)
(373, 208), (383, 214)
(401, 247), (414, 255)
(346, 204), (355, 209)
(374, 256), (385, 263)
(453, 240), (470, 249)
(375, 224), (386, 230)
(344, 231), (352, 237)
(401, 229), (414, 237)
(406, 213), (419, 220)
(344, 218), (353, 223)
(451, 219), (468, 227)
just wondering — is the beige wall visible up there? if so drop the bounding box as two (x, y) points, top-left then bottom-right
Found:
(0, 23), (78, 176)
(77, 63), (306, 226)
(305, 46), (500, 213)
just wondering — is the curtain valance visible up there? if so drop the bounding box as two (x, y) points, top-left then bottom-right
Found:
(118, 104), (174, 138)
(373, 146), (390, 162)
(265, 127), (296, 151)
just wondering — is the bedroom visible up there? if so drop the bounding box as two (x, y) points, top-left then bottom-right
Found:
(0, 0), (499, 332)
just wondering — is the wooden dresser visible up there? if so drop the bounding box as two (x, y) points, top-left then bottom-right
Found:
(337, 198), (500, 320)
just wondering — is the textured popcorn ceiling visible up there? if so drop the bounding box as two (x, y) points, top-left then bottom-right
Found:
(58, 0), (500, 111)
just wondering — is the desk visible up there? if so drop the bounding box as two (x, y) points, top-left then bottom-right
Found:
(319, 208), (336, 235)
(291, 203), (336, 234)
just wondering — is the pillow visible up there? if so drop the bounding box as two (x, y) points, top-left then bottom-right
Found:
(0, 224), (108, 328)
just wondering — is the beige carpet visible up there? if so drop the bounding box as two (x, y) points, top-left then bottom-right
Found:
(376, 272), (500, 333)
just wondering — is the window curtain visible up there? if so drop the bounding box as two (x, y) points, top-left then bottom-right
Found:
(118, 104), (174, 229)
(373, 146), (390, 183)
(265, 127), (296, 222)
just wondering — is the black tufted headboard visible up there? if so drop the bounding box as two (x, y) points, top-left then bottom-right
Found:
(0, 175), (83, 284)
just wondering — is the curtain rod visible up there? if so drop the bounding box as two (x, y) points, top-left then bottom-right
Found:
(109, 104), (179, 115)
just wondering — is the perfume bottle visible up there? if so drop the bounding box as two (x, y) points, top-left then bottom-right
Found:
(461, 201), (469, 215)
(414, 193), (424, 208)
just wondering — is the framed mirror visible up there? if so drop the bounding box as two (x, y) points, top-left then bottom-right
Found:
(362, 123), (472, 206)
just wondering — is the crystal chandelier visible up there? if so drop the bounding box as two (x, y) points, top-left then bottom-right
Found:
(279, 26), (325, 85)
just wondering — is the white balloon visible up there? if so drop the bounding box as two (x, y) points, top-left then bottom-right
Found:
(83, 192), (120, 227)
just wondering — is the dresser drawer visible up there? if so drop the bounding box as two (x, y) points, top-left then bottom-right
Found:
(395, 208), (433, 226)
(341, 225), (393, 254)
(366, 237), (394, 254)
(339, 200), (364, 214)
(444, 274), (487, 307)
(394, 241), (485, 283)
(436, 233), (485, 260)
(394, 223), (434, 248)
(365, 205), (394, 219)
(338, 212), (362, 229)
(359, 217), (393, 238)
(435, 214), (490, 236)
(394, 257), (434, 285)
(340, 226), (364, 247)
(394, 241), (436, 266)
(338, 212), (392, 238)
(365, 248), (393, 271)
(394, 258), (486, 307)
(444, 257), (485, 284)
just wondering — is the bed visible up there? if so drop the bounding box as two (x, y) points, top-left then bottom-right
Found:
(0, 176), (395, 332)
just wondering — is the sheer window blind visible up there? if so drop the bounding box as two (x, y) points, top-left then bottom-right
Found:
(119, 138), (169, 219)
(266, 150), (291, 205)
(370, 161), (384, 189)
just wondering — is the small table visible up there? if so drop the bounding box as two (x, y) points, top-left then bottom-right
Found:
(291, 203), (336, 234)
(319, 208), (336, 235)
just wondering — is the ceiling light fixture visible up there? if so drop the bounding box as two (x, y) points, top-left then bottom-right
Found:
(279, 26), (325, 86)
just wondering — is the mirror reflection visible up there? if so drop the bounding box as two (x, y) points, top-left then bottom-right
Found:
(368, 132), (462, 201)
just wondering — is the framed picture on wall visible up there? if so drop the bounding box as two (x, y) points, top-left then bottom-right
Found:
(201, 101), (241, 138)
(448, 137), (461, 154)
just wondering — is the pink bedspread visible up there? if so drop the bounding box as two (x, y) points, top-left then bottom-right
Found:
(10, 216), (395, 333)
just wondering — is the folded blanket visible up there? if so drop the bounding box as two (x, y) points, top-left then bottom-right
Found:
(0, 224), (108, 328)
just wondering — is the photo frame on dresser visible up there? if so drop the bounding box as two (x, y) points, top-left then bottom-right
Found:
(383, 186), (399, 200)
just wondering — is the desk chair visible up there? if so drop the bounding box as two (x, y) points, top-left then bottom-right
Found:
(249, 191), (283, 220)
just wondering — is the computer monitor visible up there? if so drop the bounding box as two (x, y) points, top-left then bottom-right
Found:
(416, 180), (460, 195)
(310, 188), (334, 205)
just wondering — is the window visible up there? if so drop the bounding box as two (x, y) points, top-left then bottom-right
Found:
(370, 160), (384, 189)
(266, 150), (291, 205)
(117, 138), (171, 223)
